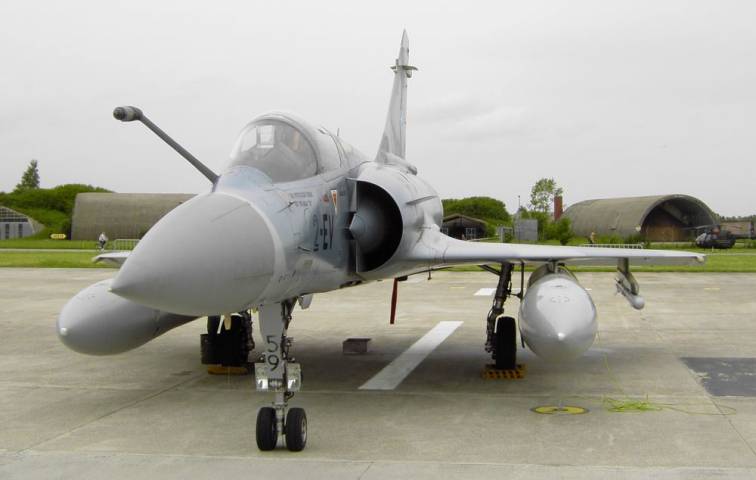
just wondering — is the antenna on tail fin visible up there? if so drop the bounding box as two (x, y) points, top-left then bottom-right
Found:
(376, 30), (418, 174)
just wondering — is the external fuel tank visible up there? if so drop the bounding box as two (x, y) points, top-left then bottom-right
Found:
(518, 265), (597, 362)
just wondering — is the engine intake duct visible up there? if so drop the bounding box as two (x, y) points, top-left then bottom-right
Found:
(349, 181), (402, 272)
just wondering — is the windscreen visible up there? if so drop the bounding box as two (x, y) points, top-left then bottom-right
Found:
(229, 120), (318, 182)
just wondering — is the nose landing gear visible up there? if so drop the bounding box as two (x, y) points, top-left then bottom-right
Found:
(254, 300), (306, 451)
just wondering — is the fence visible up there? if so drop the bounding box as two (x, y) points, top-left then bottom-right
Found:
(580, 243), (645, 249)
(111, 238), (140, 251)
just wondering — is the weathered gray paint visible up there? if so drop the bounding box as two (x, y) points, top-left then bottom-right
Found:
(562, 194), (716, 240)
(71, 193), (194, 240)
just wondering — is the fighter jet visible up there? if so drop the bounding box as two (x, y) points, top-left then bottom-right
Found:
(57, 31), (704, 452)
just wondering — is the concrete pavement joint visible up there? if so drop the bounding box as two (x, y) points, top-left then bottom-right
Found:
(356, 462), (374, 479)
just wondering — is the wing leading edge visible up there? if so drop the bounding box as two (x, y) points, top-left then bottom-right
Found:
(93, 251), (130, 267)
(410, 229), (705, 268)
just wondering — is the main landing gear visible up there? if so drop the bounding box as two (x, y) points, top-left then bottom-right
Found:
(482, 262), (523, 370)
(200, 312), (254, 368)
(254, 300), (306, 451)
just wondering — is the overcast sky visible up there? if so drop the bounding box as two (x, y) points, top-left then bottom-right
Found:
(1, 1), (754, 216)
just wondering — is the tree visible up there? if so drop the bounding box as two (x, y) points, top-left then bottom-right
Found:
(442, 196), (511, 236)
(442, 196), (510, 223)
(545, 217), (573, 245)
(529, 177), (563, 214)
(15, 160), (40, 191)
(0, 183), (111, 237)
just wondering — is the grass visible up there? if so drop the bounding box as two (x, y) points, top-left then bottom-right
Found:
(1, 242), (756, 271)
(0, 239), (98, 249)
(577, 254), (756, 272)
(0, 251), (115, 268)
(447, 253), (756, 273)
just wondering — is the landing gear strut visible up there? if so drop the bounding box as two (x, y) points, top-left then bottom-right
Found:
(254, 300), (306, 451)
(483, 262), (521, 370)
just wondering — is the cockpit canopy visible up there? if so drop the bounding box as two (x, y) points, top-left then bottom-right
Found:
(228, 113), (350, 183)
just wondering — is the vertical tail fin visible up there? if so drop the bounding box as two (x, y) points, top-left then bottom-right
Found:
(376, 30), (417, 172)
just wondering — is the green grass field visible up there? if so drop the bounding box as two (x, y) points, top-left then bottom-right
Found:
(0, 251), (115, 268)
(448, 253), (756, 273)
(0, 239), (99, 249)
(575, 254), (756, 273)
(1, 249), (755, 271)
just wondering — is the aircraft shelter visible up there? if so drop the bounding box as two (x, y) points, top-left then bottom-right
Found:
(563, 194), (716, 242)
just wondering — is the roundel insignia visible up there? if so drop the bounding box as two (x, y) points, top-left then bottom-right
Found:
(530, 405), (589, 415)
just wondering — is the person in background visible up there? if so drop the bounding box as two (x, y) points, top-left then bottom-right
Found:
(98, 232), (108, 251)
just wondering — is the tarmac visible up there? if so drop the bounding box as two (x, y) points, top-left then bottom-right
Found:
(1, 268), (755, 479)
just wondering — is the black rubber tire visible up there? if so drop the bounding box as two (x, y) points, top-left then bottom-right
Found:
(285, 408), (307, 452)
(207, 316), (220, 335)
(256, 407), (278, 451)
(218, 315), (246, 367)
(200, 334), (217, 365)
(494, 316), (517, 370)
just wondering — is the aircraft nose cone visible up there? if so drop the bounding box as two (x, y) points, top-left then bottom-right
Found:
(111, 193), (277, 316)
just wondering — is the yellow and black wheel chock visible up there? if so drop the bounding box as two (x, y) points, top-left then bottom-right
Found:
(482, 364), (527, 380)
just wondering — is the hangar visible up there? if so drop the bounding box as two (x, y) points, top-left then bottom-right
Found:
(71, 193), (194, 240)
(563, 194), (716, 242)
(442, 214), (487, 240)
(0, 206), (44, 240)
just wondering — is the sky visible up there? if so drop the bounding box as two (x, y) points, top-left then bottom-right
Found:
(1, 0), (755, 216)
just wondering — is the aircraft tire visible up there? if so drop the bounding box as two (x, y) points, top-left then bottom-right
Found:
(494, 316), (517, 370)
(285, 408), (307, 452)
(256, 407), (278, 451)
(207, 315), (220, 335)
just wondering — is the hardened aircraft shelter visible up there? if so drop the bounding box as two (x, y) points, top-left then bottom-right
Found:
(563, 194), (716, 241)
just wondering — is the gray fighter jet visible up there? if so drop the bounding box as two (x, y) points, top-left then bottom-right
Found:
(57, 31), (704, 452)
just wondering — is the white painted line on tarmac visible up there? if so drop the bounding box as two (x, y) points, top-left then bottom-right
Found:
(474, 288), (496, 296)
(358, 321), (464, 391)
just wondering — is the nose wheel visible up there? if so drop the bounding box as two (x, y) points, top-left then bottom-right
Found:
(284, 407), (307, 452)
(255, 407), (278, 450)
(254, 301), (307, 451)
(255, 405), (308, 452)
